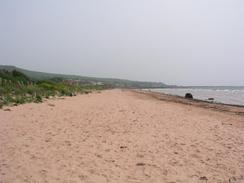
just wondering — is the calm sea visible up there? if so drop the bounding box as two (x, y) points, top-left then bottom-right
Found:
(149, 87), (244, 106)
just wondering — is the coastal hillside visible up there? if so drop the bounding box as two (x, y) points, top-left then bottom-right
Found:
(0, 65), (167, 88)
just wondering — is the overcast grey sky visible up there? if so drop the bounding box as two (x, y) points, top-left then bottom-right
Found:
(0, 0), (243, 85)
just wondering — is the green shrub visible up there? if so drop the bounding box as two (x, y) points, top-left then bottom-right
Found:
(35, 95), (42, 103)
(37, 81), (56, 90)
(3, 95), (15, 104)
(15, 96), (26, 104)
(0, 69), (30, 84)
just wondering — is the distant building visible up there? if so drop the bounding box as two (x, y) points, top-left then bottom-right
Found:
(65, 79), (104, 86)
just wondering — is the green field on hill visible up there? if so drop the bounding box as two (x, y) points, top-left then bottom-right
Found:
(0, 65), (167, 89)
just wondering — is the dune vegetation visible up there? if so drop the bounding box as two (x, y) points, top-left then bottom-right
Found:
(0, 69), (104, 108)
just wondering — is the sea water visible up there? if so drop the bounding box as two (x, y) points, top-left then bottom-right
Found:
(149, 87), (244, 106)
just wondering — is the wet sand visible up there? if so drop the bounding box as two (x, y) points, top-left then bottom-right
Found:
(0, 89), (244, 183)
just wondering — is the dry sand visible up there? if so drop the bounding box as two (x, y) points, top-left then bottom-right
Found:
(0, 89), (244, 183)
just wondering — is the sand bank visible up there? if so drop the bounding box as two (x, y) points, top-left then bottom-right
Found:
(0, 89), (244, 183)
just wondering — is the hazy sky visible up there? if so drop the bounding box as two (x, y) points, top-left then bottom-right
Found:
(0, 0), (244, 85)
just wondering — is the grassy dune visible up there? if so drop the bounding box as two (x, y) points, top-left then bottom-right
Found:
(0, 69), (104, 108)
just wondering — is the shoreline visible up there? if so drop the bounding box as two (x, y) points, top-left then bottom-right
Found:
(134, 89), (244, 116)
(141, 86), (244, 107)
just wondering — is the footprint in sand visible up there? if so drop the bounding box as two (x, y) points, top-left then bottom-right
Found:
(39, 169), (48, 178)
(199, 176), (208, 183)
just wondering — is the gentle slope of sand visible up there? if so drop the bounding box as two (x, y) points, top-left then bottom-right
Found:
(0, 89), (244, 183)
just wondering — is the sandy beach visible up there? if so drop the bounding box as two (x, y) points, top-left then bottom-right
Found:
(0, 89), (244, 183)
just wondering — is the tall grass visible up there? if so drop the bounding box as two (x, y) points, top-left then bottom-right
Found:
(0, 70), (104, 107)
